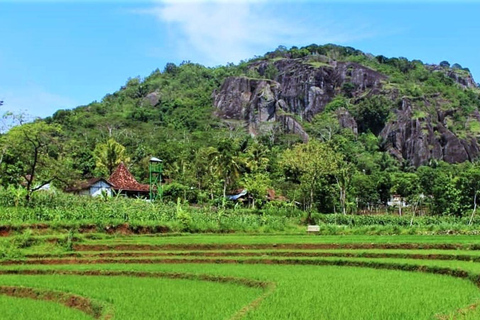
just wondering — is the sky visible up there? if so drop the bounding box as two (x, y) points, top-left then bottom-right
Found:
(1, 0), (480, 118)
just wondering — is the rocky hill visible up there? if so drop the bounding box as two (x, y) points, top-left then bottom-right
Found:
(5, 44), (480, 214)
(29, 43), (479, 178)
(213, 45), (480, 166)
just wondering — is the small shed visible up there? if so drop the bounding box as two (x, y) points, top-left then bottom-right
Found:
(66, 178), (113, 197)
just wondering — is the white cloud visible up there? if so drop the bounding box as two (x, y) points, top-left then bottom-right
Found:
(138, 0), (375, 66)
(0, 85), (77, 119)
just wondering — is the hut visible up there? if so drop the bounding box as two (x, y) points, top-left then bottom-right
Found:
(66, 178), (113, 197)
(108, 162), (150, 198)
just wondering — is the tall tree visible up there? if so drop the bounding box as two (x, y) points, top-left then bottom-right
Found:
(194, 146), (221, 200)
(240, 141), (272, 208)
(281, 140), (341, 219)
(334, 162), (355, 215)
(209, 140), (242, 200)
(1, 121), (64, 201)
(456, 164), (480, 223)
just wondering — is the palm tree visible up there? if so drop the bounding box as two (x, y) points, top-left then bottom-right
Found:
(93, 138), (130, 176)
(209, 140), (241, 200)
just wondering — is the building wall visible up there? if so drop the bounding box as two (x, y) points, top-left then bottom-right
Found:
(90, 180), (112, 197)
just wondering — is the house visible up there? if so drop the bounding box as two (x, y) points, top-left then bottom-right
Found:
(66, 178), (113, 197)
(387, 194), (407, 207)
(108, 162), (150, 198)
(66, 163), (151, 198)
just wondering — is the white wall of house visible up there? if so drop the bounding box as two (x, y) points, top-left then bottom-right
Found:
(78, 189), (90, 196)
(387, 195), (407, 207)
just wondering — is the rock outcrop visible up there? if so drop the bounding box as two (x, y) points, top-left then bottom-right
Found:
(213, 56), (479, 166)
(446, 70), (477, 89)
(213, 58), (385, 143)
(143, 91), (161, 107)
(380, 98), (479, 166)
(213, 76), (308, 141)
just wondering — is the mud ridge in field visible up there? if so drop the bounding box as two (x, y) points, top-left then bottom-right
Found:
(0, 257), (475, 281)
(0, 285), (110, 319)
(24, 251), (480, 262)
(0, 223), (172, 237)
(72, 243), (480, 252)
(0, 269), (272, 289)
(0, 269), (275, 320)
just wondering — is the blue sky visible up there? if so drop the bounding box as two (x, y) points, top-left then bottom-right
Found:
(1, 0), (480, 118)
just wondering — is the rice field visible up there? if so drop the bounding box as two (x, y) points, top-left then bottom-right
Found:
(3, 232), (480, 319)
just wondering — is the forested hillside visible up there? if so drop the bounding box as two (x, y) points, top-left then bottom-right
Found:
(2, 44), (480, 216)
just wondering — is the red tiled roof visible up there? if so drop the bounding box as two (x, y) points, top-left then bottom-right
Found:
(108, 163), (150, 192)
(267, 189), (287, 201)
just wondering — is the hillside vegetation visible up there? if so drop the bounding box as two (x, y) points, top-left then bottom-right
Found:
(2, 44), (480, 217)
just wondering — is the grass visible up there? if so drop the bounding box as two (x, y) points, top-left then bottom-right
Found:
(4, 233), (480, 319)
(0, 274), (261, 320)
(0, 264), (477, 320)
(0, 294), (93, 320)
(77, 233), (480, 245)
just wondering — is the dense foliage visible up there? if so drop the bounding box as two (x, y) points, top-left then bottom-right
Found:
(1, 44), (480, 218)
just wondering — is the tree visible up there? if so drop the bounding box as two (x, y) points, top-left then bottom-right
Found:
(390, 172), (420, 215)
(241, 141), (271, 208)
(1, 121), (65, 201)
(264, 63), (279, 80)
(209, 140), (242, 201)
(93, 138), (130, 176)
(194, 146), (222, 201)
(456, 164), (480, 223)
(352, 172), (380, 212)
(281, 140), (341, 219)
(241, 141), (270, 173)
(451, 63), (462, 70)
(307, 112), (341, 142)
(0, 111), (31, 134)
(431, 174), (462, 216)
(352, 96), (391, 135)
(334, 162), (355, 215)
(439, 61), (450, 68)
(242, 172), (271, 209)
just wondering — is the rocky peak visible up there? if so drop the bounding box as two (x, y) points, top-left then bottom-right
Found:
(213, 52), (480, 166)
(427, 64), (477, 89)
(446, 70), (477, 89)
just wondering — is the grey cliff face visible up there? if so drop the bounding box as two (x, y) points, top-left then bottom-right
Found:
(213, 57), (479, 166)
(213, 58), (385, 143)
(446, 70), (477, 89)
(336, 108), (358, 134)
(380, 99), (479, 166)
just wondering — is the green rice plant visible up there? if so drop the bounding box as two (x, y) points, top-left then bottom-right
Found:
(0, 240), (22, 260)
(5, 233), (480, 319)
(0, 295), (92, 320)
(14, 229), (34, 249)
(3, 264), (474, 320)
(0, 274), (262, 320)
